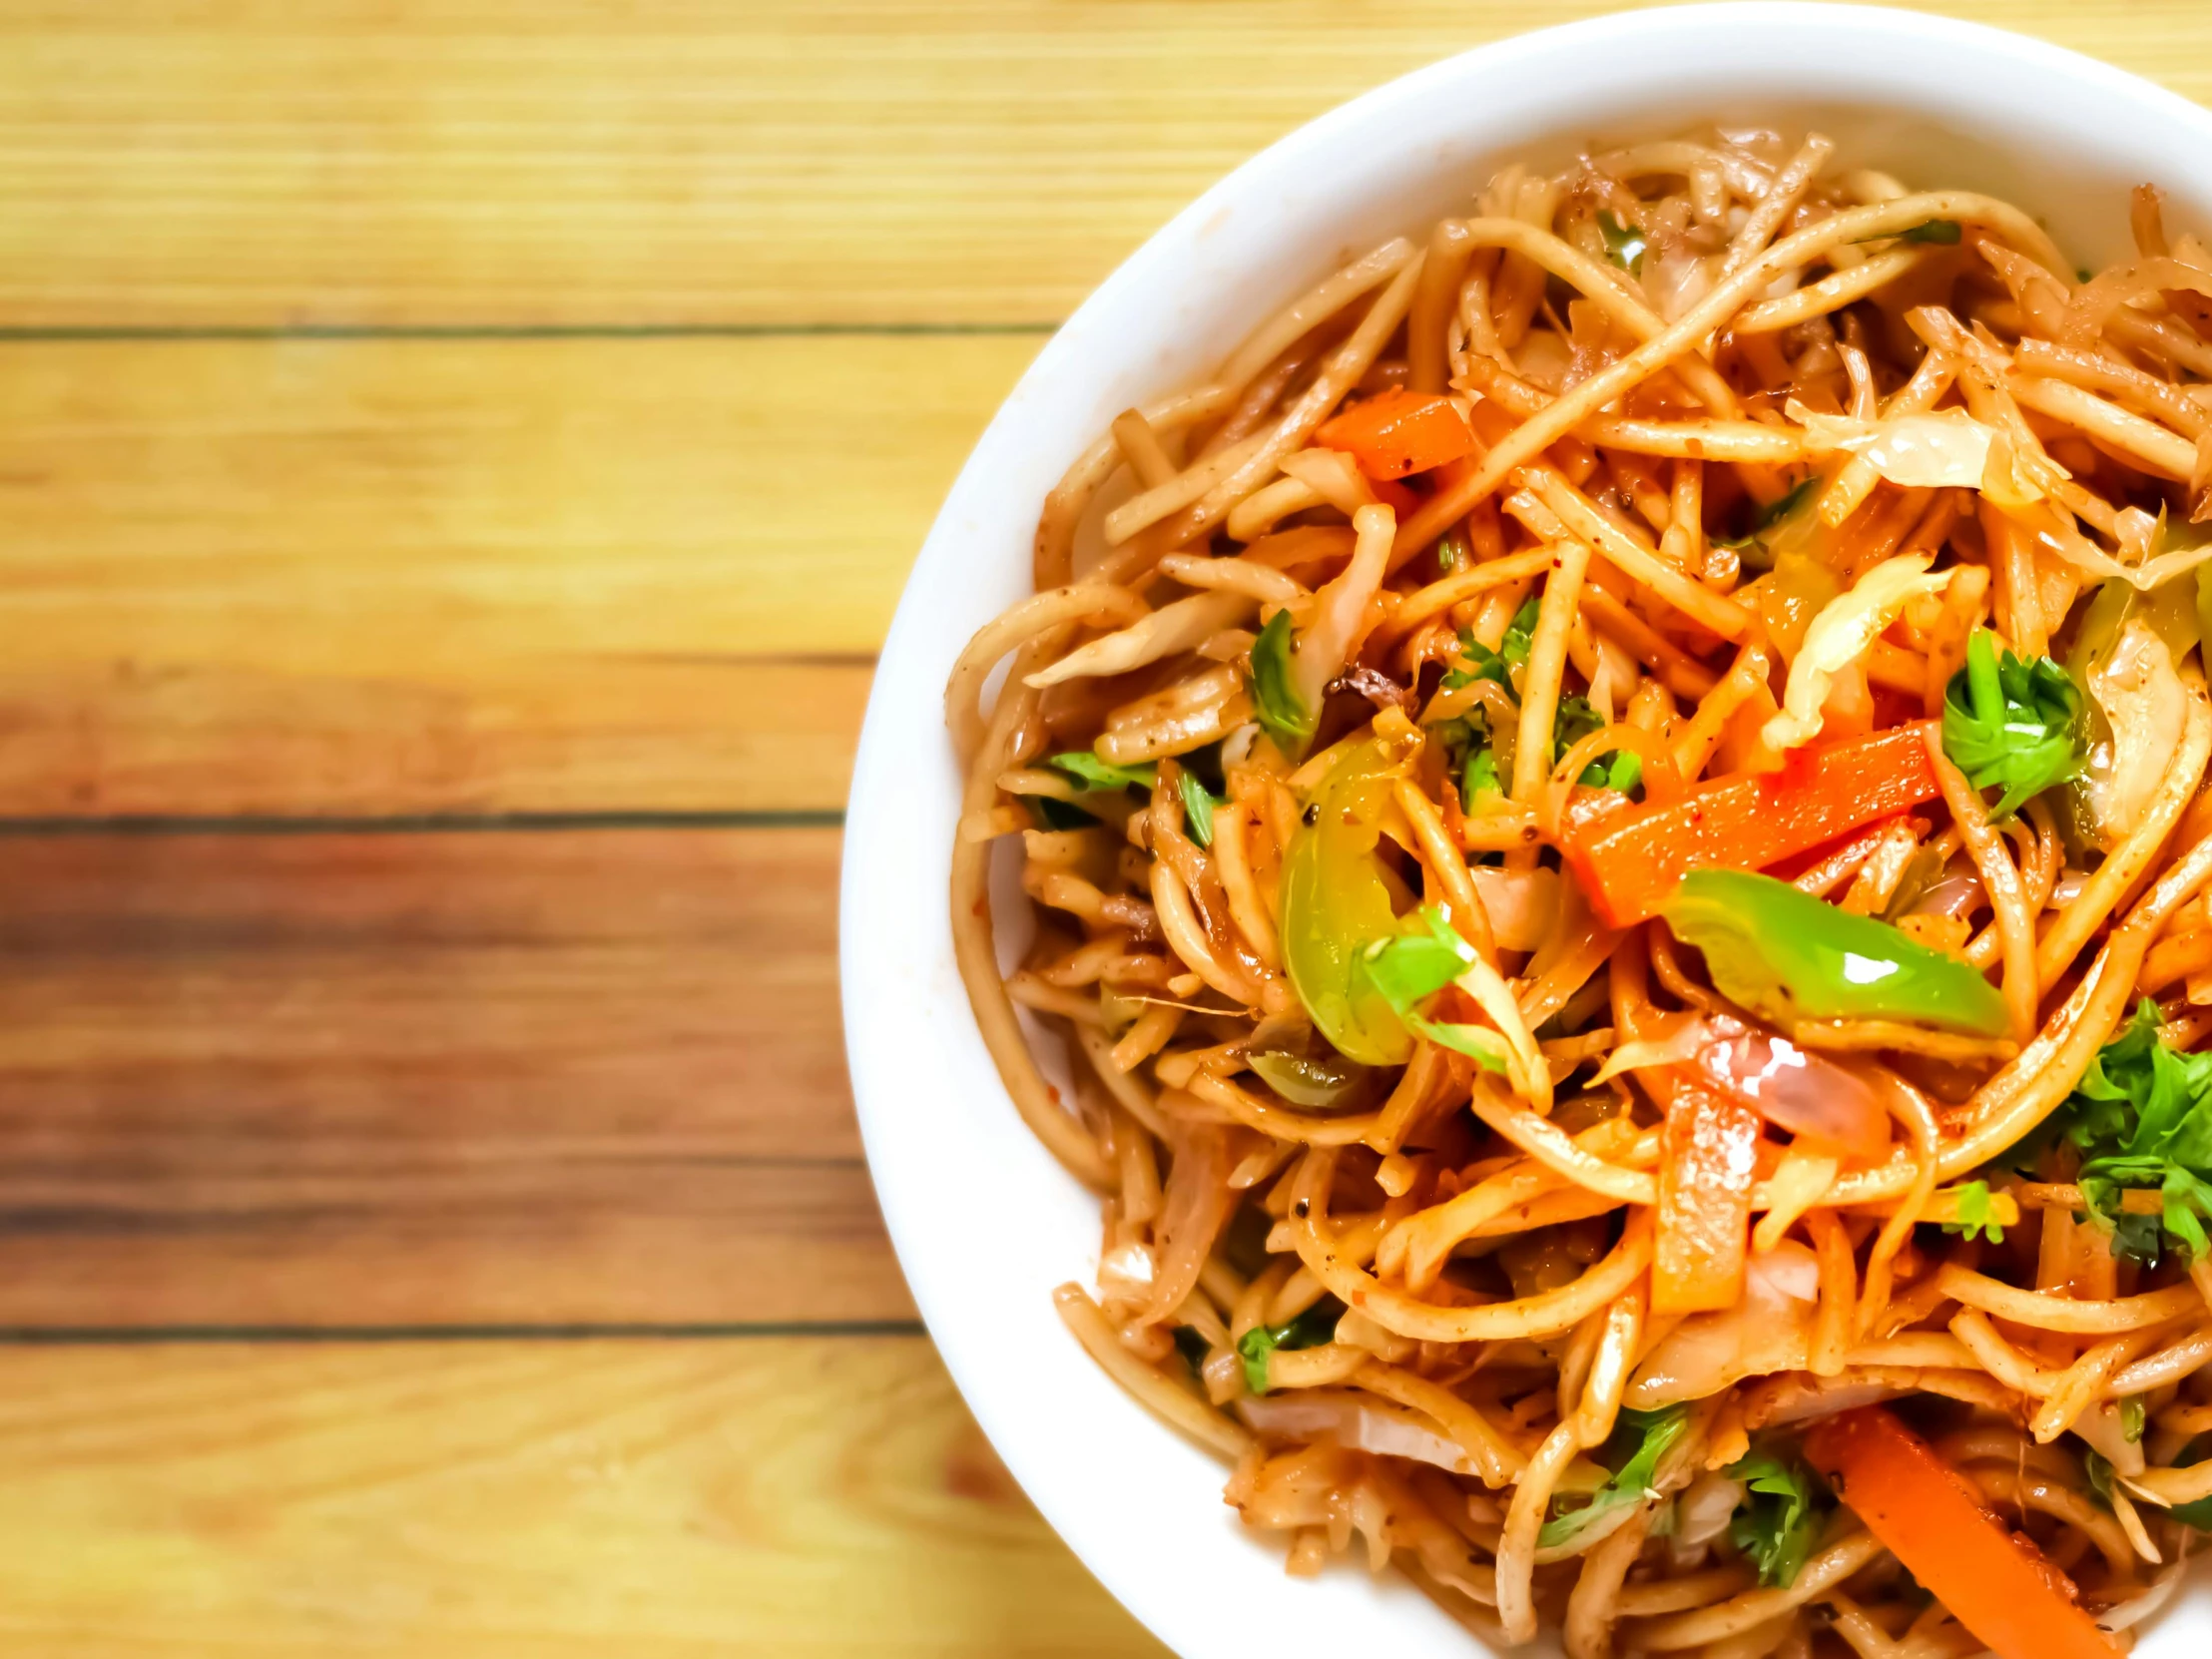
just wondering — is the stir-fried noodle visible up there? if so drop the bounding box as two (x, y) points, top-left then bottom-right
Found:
(948, 128), (2212, 1656)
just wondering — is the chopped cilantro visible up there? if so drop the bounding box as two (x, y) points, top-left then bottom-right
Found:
(1538, 1406), (1686, 1548)
(1997, 999), (2212, 1266)
(1942, 1180), (2006, 1245)
(1726, 1446), (1830, 1587)
(1941, 630), (2084, 820)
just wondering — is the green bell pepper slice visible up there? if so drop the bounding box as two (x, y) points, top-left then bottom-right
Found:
(1280, 737), (1418, 1066)
(1662, 869), (2009, 1038)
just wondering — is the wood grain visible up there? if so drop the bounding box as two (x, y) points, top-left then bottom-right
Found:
(0, 331), (1031, 816)
(0, 1), (2205, 327)
(0, 825), (898, 1326)
(0, 1335), (1170, 1657)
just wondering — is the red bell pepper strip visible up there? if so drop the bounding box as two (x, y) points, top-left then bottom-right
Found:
(1558, 724), (1941, 928)
(1650, 1070), (1759, 1316)
(1804, 1407), (2120, 1659)
(1315, 389), (1476, 480)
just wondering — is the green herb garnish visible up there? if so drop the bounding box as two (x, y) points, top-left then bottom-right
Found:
(1358, 906), (1510, 1071)
(1942, 1179), (2006, 1245)
(2084, 1447), (2116, 1508)
(1047, 751), (1158, 793)
(1441, 598), (1539, 693)
(1250, 608), (1315, 752)
(1500, 597), (1540, 665)
(1538, 1406), (1686, 1548)
(1727, 1446), (1831, 1588)
(1713, 476), (1818, 556)
(2001, 998), (2212, 1266)
(1941, 630), (2085, 820)
(1598, 210), (1649, 276)
(1427, 713), (1505, 814)
(1178, 768), (1224, 848)
(1237, 1301), (1341, 1393)
(1899, 219), (1963, 245)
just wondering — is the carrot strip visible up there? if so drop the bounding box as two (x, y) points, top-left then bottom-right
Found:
(1315, 389), (1477, 480)
(1651, 1071), (1759, 1315)
(1804, 1407), (2120, 1659)
(1559, 725), (1941, 927)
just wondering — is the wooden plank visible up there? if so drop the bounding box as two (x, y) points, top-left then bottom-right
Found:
(0, 1335), (1171, 1657)
(0, 2), (2203, 327)
(0, 825), (906, 1327)
(0, 331), (1033, 816)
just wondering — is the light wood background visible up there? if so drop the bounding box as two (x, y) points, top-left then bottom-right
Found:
(5, 2), (2210, 1652)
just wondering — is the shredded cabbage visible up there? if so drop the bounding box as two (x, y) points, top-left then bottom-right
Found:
(1289, 503), (1394, 715)
(1025, 589), (1253, 688)
(1762, 552), (1952, 751)
(1589, 1018), (1713, 1084)
(1786, 399), (2004, 492)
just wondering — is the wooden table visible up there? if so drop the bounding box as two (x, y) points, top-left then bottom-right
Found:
(1, 3), (2206, 1651)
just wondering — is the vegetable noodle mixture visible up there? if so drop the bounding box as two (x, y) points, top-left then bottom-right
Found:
(945, 128), (2212, 1658)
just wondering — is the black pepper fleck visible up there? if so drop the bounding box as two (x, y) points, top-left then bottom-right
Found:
(1293, 1199), (1310, 1218)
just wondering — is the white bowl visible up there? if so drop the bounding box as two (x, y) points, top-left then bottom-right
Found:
(841, 6), (2212, 1652)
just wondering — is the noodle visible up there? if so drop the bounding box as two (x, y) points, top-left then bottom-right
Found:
(947, 126), (2212, 1655)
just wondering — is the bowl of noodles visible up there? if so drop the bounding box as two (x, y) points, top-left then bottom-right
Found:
(841, 5), (2212, 1654)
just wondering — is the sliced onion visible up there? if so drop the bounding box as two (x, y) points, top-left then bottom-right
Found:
(1762, 551), (1951, 752)
(1626, 1242), (1819, 1408)
(1674, 1471), (1746, 1550)
(1691, 1029), (1891, 1159)
(2098, 1551), (2194, 1633)
(1907, 868), (1984, 919)
(2079, 619), (2191, 849)
(1471, 865), (1559, 954)
(1098, 1241), (1156, 1300)
(2072, 1399), (2147, 1477)
(1747, 1240), (1822, 1304)
(1237, 1388), (1477, 1475)
(1760, 1377), (1910, 1425)
(1140, 1129), (1235, 1324)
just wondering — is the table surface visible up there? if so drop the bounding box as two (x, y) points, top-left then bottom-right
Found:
(7, 2), (2211, 1651)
